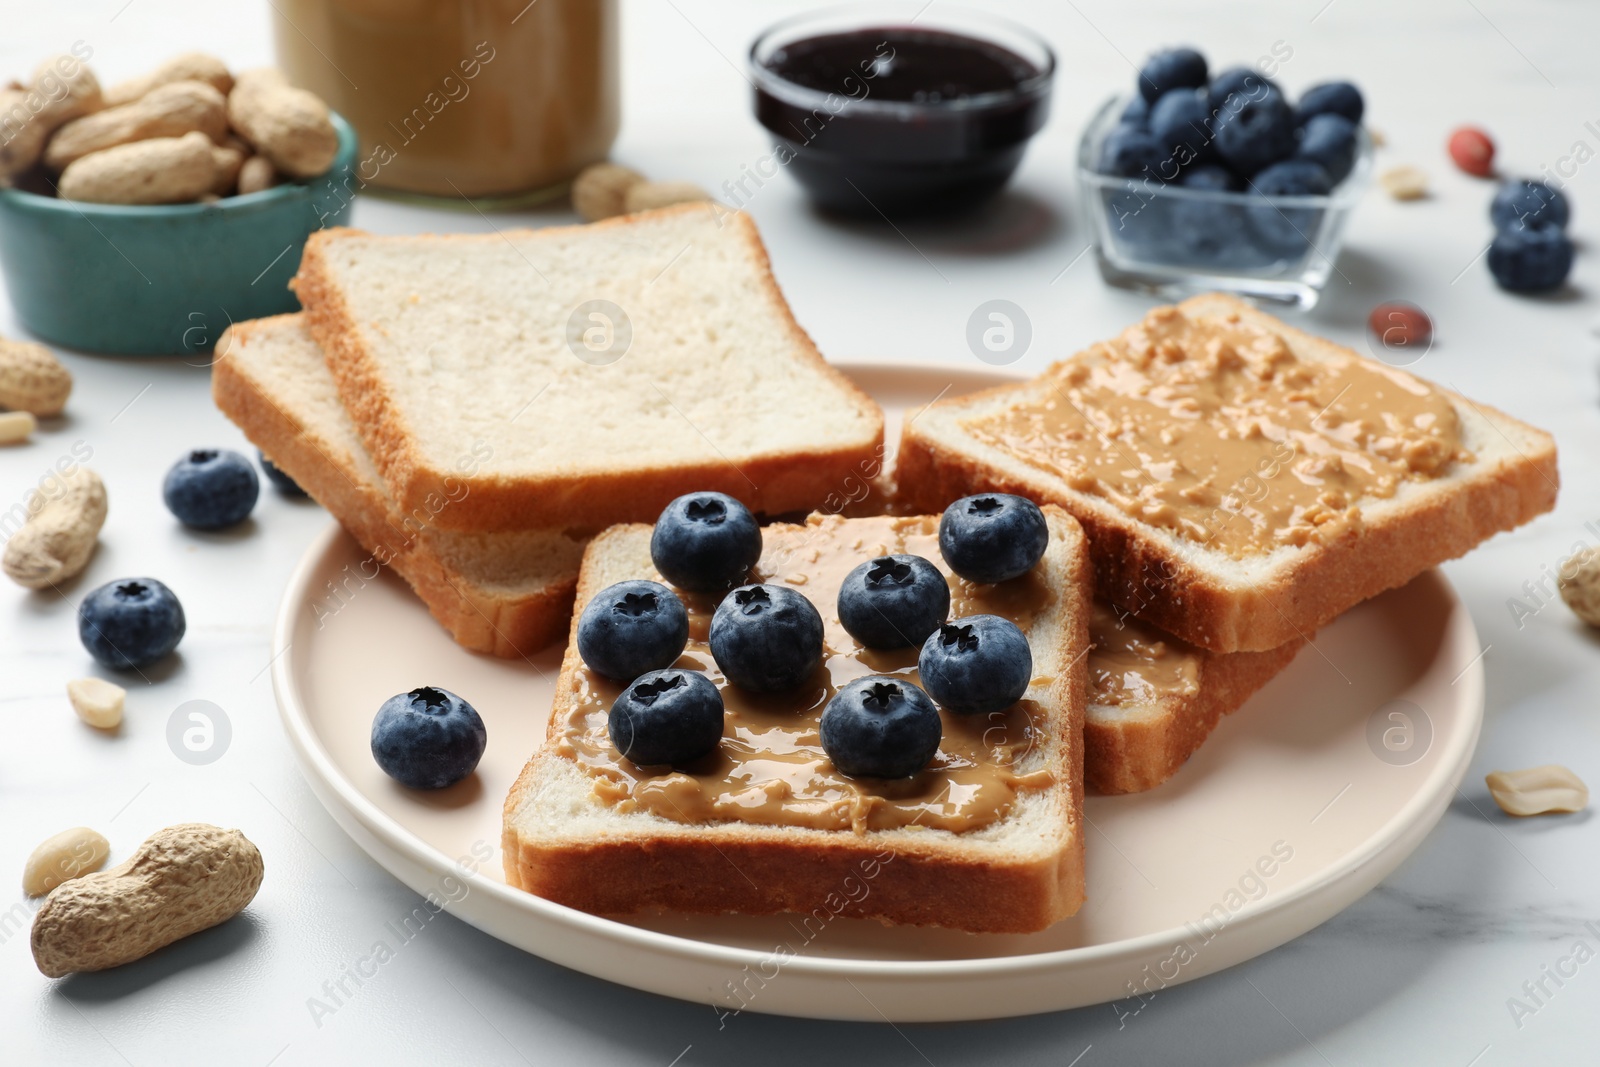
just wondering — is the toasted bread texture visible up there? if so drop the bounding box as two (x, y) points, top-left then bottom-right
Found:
(292, 204), (886, 532)
(212, 314), (589, 657)
(503, 509), (1093, 933)
(897, 293), (1558, 652)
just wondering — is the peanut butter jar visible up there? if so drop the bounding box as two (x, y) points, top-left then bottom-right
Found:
(271, 0), (620, 201)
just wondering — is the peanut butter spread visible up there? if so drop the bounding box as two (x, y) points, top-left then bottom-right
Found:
(961, 306), (1471, 557)
(1088, 604), (1200, 707)
(555, 514), (1059, 834)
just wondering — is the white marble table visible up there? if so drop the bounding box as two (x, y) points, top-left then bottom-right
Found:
(4, 1), (1598, 1063)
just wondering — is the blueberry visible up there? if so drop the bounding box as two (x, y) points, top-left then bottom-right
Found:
(837, 554), (950, 650)
(1213, 92), (1295, 175)
(78, 578), (185, 670)
(1105, 189), (1178, 253)
(1171, 170), (1261, 266)
(258, 451), (307, 497)
(1137, 47), (1207, 104)
(1118, 94), (1150, 129)
(370, 686), (486, 790)
(1149, 89), (1212, 162)
(820, 676), (942, 779)
(608, 669), (724, 766)
(1172, 198), (1275, 269)
(1208, 66), (1280, 112)
(1180, 164), (1239, 191)
(1295, 81), (1364, 126)
(1490, 179), (1570, 232)
(918, 616), (1032, 716)
(1487, 224), (1575, 293)
(1098, 125), (1170, 180)
(650, 491), (762, 593)
(1171, 199), (1235, 263)
(709, 583), (823, 692)
(1251, 158), (1333, 196)
(576, 579), (689, 681)
(1294, 113), (1358, 185)
(938, 494), (1049, 584)
(163, 448), (259, 529)
(1246, 159), (1333, 257)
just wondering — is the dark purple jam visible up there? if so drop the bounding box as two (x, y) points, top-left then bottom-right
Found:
(752, 26), (1051, 216)
(765, 28), (1036, 103)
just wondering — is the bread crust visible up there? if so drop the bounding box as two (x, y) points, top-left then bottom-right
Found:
(500, 810), (1078, 932)
(896, 294), (1558, 652)
(293, 204), (887, 532)
(212, 316), (575, 658)
(503, 510), (1092, 933)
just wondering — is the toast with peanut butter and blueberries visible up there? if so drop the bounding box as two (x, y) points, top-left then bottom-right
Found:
(504, 505), (1093, 932)
(214, 313), (1301, 790)
(290, 203), (886, 533)
(896, 292), (1558, 653)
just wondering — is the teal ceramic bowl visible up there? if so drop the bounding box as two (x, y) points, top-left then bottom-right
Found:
(0, 113), (358, 355)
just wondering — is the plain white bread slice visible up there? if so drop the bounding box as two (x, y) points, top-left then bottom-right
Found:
(503, 508), (1092, 933)
(897, 292), (1558, 653)
(212, 313), (588, 657)
(292, 203), (885, 533)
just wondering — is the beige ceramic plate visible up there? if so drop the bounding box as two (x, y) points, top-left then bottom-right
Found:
(272, 363), (1484, 1022)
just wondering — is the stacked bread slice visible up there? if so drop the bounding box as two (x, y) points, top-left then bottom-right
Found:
(1084, 607), (1305, 794)
(217, 204), (887, 654)
(214, 313), (590, 656)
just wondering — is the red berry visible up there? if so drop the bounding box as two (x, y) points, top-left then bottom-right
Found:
(1448, 127), (1495, 177)
(1368, 302), (1433, 350)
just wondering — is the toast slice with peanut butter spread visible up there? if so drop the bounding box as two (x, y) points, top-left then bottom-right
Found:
(1085, 604), (1304, 794)
(503, 509), (1094, 932)
(897, 293), (1558, 653)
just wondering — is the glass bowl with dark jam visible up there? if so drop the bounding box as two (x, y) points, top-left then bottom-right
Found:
(749, 4), (1055, 217)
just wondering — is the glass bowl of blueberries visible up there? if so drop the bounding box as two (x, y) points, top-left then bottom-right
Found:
(1078, 47), (1373, 309)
